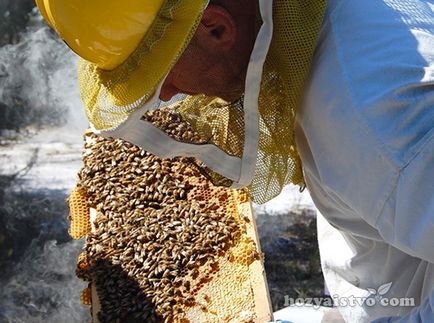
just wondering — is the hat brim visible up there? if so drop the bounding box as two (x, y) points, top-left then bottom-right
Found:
(78, 0), (208, 131)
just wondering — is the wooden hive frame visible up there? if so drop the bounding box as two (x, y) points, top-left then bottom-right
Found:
(69, 106), (273, 322)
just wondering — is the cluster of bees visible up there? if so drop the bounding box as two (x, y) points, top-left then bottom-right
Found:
(70, 108), (260, 322)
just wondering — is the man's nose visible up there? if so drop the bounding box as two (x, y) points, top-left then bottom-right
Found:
(159, 79), (180, 102)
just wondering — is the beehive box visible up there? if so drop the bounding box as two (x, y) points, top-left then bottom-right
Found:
(68, 108), (272, 323)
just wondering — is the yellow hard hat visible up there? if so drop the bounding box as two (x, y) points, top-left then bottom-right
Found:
(35, 0), (169, 70)
(35, 0), (208, 127)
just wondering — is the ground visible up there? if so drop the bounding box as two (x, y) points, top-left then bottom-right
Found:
(256, 208), (326, 311)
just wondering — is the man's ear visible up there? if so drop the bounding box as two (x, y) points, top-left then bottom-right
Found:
(196, 5), (237, 50)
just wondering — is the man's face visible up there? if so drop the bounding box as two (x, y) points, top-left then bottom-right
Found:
(159, 36), (245, 102)
(159, 4), (256, 103)
(159, 36), (222, 101)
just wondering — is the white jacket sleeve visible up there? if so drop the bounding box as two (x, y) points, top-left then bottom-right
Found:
(375, 133), (434, 264)
(372, 288), (434, 323)
(370, 134), (434, 322)
(296, 0), (434, 321)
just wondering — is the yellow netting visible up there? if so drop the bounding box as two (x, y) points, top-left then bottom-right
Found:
(78, 0), (207, 130)
(78, 0), (326, 204)
(252, 0), (327, 200)
(179, 0), (327, 203)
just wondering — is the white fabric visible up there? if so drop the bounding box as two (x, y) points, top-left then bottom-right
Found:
(238, 0), (274, 187)
(295, 0), (434, 322)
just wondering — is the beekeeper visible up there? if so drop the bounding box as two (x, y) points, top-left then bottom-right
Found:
(36, 0), (434, 322)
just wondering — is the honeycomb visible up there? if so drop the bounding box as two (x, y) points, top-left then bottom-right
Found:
(69, 107), (272, 323)
(81, 287), (92, 305)
(77, 251), (90, 271)
(68, 187), (91, 239)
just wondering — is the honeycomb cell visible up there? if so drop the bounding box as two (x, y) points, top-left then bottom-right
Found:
(80, 287), (92, 305)
(77, 252), (90, 270)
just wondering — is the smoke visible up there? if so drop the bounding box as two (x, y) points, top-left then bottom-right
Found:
(0, 181), (91, 322)
(0, 8), (90, 323)
(0, 11), (87, 139)
(0, 239), (90, 323)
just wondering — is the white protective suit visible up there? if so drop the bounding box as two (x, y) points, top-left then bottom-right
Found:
(295, 0), (434, 322)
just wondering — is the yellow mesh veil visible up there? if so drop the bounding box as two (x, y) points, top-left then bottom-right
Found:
(76, 0), (326, 204)
(78, 0), (208, 131)
(179, 0), (327, 203)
